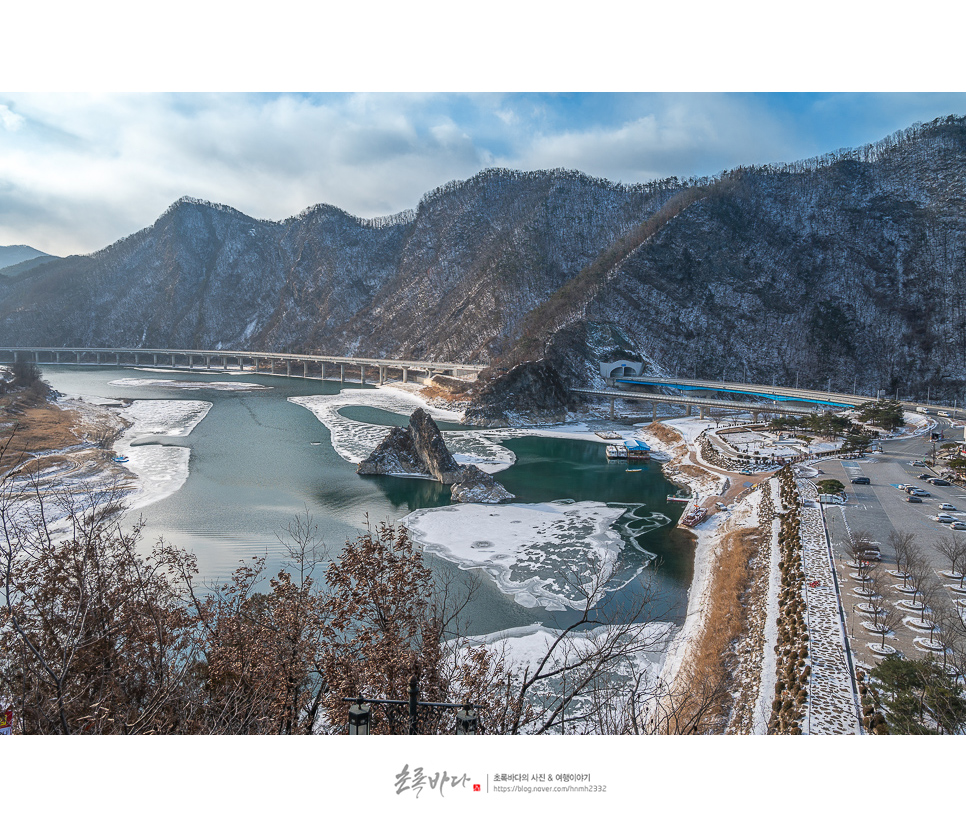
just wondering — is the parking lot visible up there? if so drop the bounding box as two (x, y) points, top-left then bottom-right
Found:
(816, 419), (966, 667)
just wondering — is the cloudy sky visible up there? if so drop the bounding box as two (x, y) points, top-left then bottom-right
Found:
(2, 6), (961, 256)
(4, 92), (965, 257)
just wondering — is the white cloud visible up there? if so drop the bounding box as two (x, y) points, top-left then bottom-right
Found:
(2, 92), (965, 256)
(0, 104), (25, 131)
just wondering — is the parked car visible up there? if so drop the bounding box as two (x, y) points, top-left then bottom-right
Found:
(913, 490), (931, 497)
(850, 476), (870, 484)
(940, 503), (957, 511)
(918, 473), (931, 480)
(951, 521), (966, 530)
(935, 513), (956, 523)
(929, 478), (951, 486)
(912, 460), (927, 467)
(907, 495), (923, 503)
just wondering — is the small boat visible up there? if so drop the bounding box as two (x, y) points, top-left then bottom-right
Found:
(681, 506), (708, 527)
(112, 455), (129, 463)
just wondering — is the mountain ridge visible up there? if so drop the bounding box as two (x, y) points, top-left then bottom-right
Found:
(2, 115), (965, 406)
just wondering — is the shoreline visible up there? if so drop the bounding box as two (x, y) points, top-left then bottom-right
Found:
(13, 370), (768, 727)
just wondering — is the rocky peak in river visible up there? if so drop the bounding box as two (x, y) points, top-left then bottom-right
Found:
(357, 408), (463, 484)
(357, 409), (514, 503)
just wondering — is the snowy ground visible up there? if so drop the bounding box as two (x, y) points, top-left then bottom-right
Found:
(658, 491), (760, 690)
(796, 479), (862, 735)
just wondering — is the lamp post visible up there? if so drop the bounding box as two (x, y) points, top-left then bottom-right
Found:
(348, 698), (372, 735)
(344, 674), (482, 735)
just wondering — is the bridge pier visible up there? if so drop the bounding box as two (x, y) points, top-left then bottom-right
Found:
(302, 361), (307, 378)
(652, 403), (657, 421)
(700, 407), (708, 419)
(686, 404), (692, 417)
(340, 364), (345, 383)
(402, 368), (408, 383)
(286, 360), (291, 377)
(205, 356), (211, 369)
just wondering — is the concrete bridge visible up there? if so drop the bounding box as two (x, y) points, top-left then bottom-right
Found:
(588, 367), (947, 421)
(0, 347), (486, 386)
(573, 386), (829, 422)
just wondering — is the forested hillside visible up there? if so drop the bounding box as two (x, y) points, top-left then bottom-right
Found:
(2, 116), (965, 404)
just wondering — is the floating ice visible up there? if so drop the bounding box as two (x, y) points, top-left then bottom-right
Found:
(290, 388), (517, 473)
(403, 501), (628, 611)
(451, 621), (675, 732)
(114, 400), (212, 509)
(110, 377), (269, 391)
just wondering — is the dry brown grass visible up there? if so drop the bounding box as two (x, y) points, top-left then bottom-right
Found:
(647, 422), (683, 445)
(421, 382), (474, 405)
(1, 399), (85, 474)
(667, 526), (760, 733)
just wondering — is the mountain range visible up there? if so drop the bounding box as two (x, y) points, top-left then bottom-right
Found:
(2, 114), (965, 407)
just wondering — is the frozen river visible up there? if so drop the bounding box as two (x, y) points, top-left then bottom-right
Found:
(42, 365), (694, 637)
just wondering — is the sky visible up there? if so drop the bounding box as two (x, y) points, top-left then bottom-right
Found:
(4, 91), (965, 257)
(1, 5), (963, 258)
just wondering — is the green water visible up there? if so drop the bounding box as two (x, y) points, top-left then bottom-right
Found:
(40, 365), (694, 631)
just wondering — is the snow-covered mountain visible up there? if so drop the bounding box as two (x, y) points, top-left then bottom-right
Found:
(2, 115), (965, 403)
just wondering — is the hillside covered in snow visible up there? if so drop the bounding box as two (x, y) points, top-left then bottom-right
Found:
(2, 115), (965, 404)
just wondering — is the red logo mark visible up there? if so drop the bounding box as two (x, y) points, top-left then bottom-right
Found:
(473, 784), (481, 792)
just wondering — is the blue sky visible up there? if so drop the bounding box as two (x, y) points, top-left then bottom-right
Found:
(1, 6), (963, 256)
(3, 92), (964, 257)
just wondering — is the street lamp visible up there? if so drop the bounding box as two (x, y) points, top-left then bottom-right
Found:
(348, 698), (371, 735)
(455, 706), (479, 735)
(345, 675), (482, 735)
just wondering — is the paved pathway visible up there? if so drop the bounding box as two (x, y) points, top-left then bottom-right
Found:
(798, 479), (862, 734)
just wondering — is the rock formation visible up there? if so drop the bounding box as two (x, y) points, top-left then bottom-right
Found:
(449, 464), (514, 504)
(357, 408), (514, 503)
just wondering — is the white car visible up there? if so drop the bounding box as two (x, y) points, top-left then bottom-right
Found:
(951, 521), (966, 531)
(940, 503), (957, 511)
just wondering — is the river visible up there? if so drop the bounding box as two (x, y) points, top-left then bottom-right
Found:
(41, 365), (694, 636)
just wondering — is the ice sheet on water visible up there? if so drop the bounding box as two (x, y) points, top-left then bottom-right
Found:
(109, 377), (269, 391)
(289, 388), (516, 473)
(403, 501), (628, 611)
(121, 400), (212, 437)
(452, 621), (675, 732)
(114, 399), (212, 509)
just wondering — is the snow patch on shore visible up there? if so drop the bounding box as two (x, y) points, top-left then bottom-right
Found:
(658, 489), (762, 688)
(290, 388), (516, 473)
(404, 500), (627, 611)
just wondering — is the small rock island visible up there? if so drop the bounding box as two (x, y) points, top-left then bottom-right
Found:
(357, 408), (514, 504)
